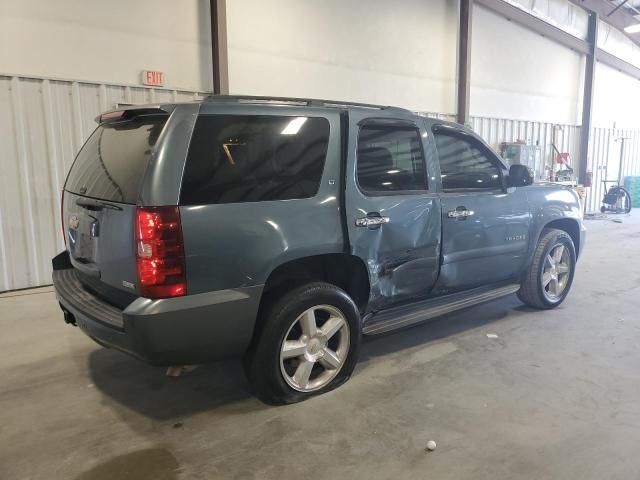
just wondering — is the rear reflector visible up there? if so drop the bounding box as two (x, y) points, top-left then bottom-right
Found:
(135, 206), (186, 299)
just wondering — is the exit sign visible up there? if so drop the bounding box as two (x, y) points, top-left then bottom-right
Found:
(141, 70), (164, 86)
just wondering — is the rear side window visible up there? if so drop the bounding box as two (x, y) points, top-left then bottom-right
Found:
(65, 116), (167, 204)
(357, 124), (427, 193)
(180, 115), (330, 205)
(433, 131), (502, 190)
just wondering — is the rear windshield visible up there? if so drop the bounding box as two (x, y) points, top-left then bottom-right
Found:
(180, 115), (330, 205)
(65, 116), (168, 204)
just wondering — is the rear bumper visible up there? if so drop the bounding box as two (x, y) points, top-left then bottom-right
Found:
(52, 252), (262, 365)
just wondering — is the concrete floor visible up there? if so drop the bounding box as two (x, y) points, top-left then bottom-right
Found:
(2, 213), (640, 480)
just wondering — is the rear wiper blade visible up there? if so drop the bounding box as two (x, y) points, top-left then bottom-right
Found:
(75, 198), (123, 211)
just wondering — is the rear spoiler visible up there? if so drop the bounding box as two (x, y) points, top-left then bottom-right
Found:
(95, 107), (170, 124)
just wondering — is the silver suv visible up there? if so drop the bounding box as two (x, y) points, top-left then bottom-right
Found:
(53, 96), (585, 404)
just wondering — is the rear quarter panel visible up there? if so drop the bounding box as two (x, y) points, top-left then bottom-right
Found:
(179, 106), (344, 294)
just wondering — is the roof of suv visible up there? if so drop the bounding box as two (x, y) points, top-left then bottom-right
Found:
(101, 95), (461, 130)
(202, 94), (414, 115)
(199, 96), (463, 130)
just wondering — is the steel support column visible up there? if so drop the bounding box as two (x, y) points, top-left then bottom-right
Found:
(210, 0), (229, 94)
(579, 12), (598, 185)
(457, 0), (472, 125)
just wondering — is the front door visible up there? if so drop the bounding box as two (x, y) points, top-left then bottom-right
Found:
(345, 113), (441, 311)
(431, 125), (532, 294)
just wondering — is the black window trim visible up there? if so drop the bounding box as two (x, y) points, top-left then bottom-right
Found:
(431, 124), (507, 194)
(355, 118), (430, 197)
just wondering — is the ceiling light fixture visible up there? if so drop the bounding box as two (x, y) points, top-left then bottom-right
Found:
(624, 23), (640, 33)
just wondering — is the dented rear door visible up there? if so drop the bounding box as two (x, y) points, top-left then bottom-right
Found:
(344, 113), (442, 311)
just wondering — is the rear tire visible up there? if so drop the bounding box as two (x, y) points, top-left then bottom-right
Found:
(518, 228), (576, 309)
(245, 282), (361, 405)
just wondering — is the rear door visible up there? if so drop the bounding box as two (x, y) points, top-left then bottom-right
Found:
(431, 125), (531, 293)
(345, 112), (441, 311)
(62, 110), (169, 304)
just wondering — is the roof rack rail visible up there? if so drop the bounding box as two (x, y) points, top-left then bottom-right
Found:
(203, 95), (410, 113)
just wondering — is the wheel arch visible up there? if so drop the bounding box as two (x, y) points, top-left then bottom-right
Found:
(541, 218), (581, 257)
(248, 253), (370, 352)
(260, 253), (370, 311)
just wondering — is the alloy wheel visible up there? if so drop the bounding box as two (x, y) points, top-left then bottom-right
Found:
(542, 243), (571, 301)
(279, 305), (350, 392)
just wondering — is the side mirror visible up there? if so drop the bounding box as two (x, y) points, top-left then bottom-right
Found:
(508, 164), (533, 187)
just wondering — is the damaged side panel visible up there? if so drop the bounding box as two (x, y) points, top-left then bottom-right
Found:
(344, 111), (443, 312)
(349, 196), (442, 311)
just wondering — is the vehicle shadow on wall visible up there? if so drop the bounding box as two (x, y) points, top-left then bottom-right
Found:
(87, 295), (522, 419)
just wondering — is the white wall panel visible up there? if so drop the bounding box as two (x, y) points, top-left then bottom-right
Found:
(0, 74), (206, 292)
(592, 62), (640, 129)
(0, 0), (213, 91)
(227, 0), (585, 124)
(227, 0), (458, 114)
(470, 5), (584, 124)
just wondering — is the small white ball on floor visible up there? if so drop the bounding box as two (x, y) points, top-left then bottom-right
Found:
(426, 440), (437, 451)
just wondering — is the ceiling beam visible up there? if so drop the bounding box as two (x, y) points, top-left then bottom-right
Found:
(569, 0), (640, 47)
(474, 0), (590, 54)
(476, 0), (640, 80)
(597, 47), (640, 79)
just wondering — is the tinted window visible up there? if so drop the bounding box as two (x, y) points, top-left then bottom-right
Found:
(357, 124), (427, 193)
(65, 116), (167, 203)
(433, 131), (502, 190)
(180, 115), (330, 204)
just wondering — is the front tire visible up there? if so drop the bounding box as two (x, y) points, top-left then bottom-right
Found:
(245, 282), (361, 405)
(518, 228), (576, 309)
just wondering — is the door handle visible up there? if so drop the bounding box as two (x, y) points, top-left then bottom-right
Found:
(355, 215), (390, 228)
(447, 208), (475, 219)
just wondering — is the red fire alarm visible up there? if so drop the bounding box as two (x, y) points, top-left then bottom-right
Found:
(141, 70), (164, 86)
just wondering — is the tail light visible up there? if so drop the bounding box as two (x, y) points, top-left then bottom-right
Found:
(135, 206), (186, 299)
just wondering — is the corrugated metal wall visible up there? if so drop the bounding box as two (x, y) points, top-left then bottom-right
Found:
(423, 113), (582, 164)
(468, 117), (640, 212)
(2, 79), (638, 291)
(469, 116), (581, 168)
(587, 127), (640, 213)
(0, 74), (206, 292)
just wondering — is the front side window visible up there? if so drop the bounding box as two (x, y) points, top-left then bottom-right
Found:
(356, 124), (427, 193)
(180, 115), (330, 204)
(433, 130), (502, 191)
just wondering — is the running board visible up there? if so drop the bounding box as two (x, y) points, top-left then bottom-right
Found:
(362, 283), (520, 335)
